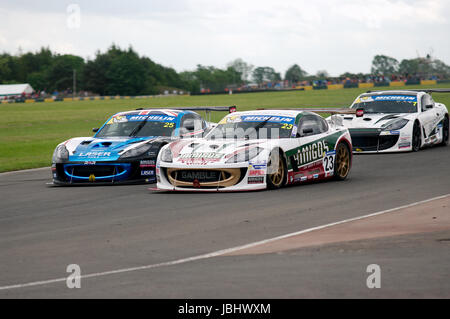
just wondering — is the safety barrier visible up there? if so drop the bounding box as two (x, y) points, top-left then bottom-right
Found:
(0, 94), (185, 104)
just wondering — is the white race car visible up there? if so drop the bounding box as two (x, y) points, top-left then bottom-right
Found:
(337, 89), (449, 153)
(156, 109), (353, 192)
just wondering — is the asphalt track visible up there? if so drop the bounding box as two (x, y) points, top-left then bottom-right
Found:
(0, 145), (449, 298)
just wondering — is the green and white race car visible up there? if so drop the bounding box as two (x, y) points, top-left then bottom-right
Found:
(155, 109), (353, 192)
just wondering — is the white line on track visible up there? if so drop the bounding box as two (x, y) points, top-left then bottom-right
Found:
(0, 193), (448, 291)
(0, 167), (49, 176)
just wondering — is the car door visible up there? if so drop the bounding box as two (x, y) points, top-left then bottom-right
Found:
(290, 114), (330, 179)
(419, 94), (439, 141)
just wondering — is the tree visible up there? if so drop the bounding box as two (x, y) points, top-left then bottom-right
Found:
(316, 70), (329, 78)
(285, 64), (307, 82)
(252, 67), (281, 84)
(46, 54), (84, 92)
(398, 59), (420, 75)
(227, 58), (253, 82)
(371, 55), (399, 75)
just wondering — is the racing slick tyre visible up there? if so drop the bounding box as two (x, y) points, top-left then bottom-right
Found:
(412, 121), (422, 152)
(266, 150), (286, 190)
(439, 116), (449, 146)
(333, 142), (350, 181)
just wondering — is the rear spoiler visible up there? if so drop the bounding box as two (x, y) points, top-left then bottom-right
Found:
(136, 105), (236, 121)
(366, 88), (450, 95)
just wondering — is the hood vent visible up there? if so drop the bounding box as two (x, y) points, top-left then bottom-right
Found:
(81, 140), (92, 145)
(100, 142), (112, 147)
(363, 118), (372, 121)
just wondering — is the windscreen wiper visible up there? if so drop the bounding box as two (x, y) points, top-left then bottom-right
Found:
(129, 113), (153, 137)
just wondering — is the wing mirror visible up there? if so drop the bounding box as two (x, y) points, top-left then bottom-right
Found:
(92, 128), (99, 133)
(301, 128), (313, 136)
(183, 119), (196, 131)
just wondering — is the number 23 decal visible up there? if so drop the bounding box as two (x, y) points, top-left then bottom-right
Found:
(323, 155), (334, 172)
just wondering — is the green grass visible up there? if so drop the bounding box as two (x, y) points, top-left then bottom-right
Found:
(1, 84), (449, 172)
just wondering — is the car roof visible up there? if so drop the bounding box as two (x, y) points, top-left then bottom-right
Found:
(111, 109), (193, 117)
(226, 109), (304, 118)
(361, 90), (421, 97)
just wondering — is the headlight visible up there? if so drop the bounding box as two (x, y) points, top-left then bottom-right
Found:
(382, 119), (409, 131)
(52, 145), (69, 162)
(119, 143), (151, 159)
(226, 147), (263, 163)
(160, 147), (173, 163)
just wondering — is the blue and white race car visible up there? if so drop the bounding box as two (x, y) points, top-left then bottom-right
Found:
(51, 107), (235, 185)
(336, 89), (449, 153)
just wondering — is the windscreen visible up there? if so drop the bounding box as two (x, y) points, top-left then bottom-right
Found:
(96, 114), (177, 137)
(351, 95), (418, 114)
(207, 114), (295, 139)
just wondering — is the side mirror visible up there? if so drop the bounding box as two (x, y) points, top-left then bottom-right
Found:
(92, 128), (99, 133)
(301, 128), (313, 136)
(183, 119), (196, 131)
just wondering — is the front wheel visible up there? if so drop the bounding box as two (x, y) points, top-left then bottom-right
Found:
(266, 150), (286, 190)
(412, 122), (421, 152)
(334, 143), (350, 180)
(439, 116), (449, 146)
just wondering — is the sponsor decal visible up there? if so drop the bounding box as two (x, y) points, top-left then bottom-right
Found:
(220, 115), (295, 125)
(398, 142), (411, 149)
(240, 115), (295, 124)
(178, 152), (224, 161)
(248, 176), (264, 184)
(372, 95), (417, 102)
(294, 173), (307, 182)
(128, 115), (176, 122)
(181, 171), (216, 180)
(389, 130), (400, 135)
(83, 161), (96, 165)
(140, 160), (156, 167)
(77, 152), (111, 158)
(291, 126), (298, 137)
(292, 140), (330, 166)
(355, 148), (363, 152)
(249, 163), (266, 170)
(248, 169), (265, 176)
(141, 170), (155, 176)
(313, 174), (319, 179)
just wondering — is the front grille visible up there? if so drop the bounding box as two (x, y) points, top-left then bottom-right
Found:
(62, 163), (132, 181)
(166, 168), (247, 188)
(350, 129), (399, 151)
(71, 165), (119, 177)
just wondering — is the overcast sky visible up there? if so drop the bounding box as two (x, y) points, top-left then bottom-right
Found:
(0, 0), (449, 76)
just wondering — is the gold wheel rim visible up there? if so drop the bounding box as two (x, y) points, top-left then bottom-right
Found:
(337, 145), (350, 178)
(269, 155), (284, 187)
